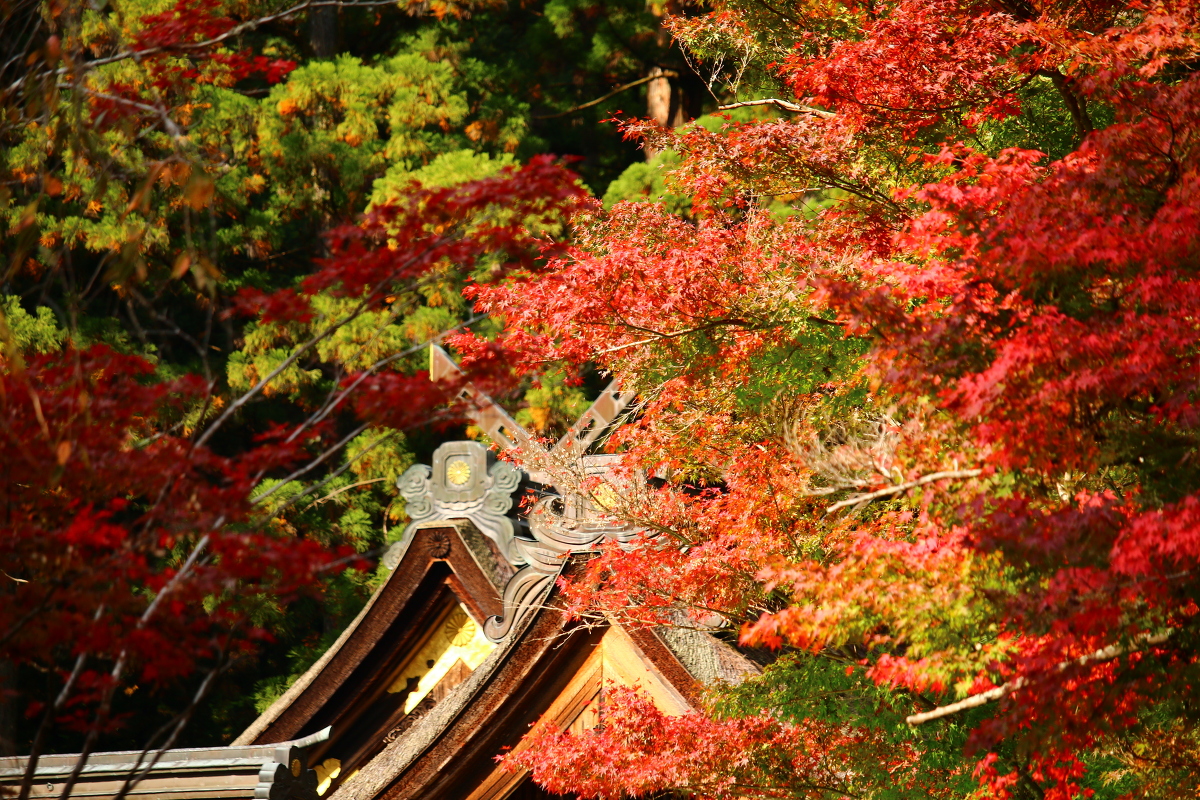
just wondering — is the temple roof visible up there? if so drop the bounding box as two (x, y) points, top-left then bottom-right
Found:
(233, 516), (756, 800)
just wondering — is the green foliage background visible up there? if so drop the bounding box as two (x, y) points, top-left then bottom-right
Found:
(0, 0), (700, 752)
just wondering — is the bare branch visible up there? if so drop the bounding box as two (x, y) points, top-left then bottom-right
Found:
(4, 0), (402, 97)
(249, 422), (369, 506)
(907, 632), (1172, 725)
(785, 412), (903, 494)
(17, 611), (95, 800)
(256, 430), (397, 521)
(825, 469), (982, 514)
(112, 659), (229, 800)
(311, 477), (387, 505)
(534, 71), (678, 120)
(53, 535), (212, 798)
(192, 243), (447, 450)
(718, 98), (835, 119)
(595, 318), (762, 355)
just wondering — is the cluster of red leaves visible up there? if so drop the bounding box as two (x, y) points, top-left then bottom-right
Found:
(769, 81), (1200, 795)
(506, 686), (922, 800)
(135, 0), (296, 85)
(786, 0), (1026, 135)
(456, 202), (825, 381)
(0, 346), (342, 733)
(238, 156), (586, 324)
(133, 0), (236, 50)
(547, 445), (834, 629)
(87, 0), (295, 128)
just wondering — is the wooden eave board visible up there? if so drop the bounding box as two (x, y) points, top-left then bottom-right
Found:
(0, 737), (326, 800)
(235, 522), (507, 750)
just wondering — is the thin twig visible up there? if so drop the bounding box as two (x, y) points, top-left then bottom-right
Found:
(256, 431), (396, 522)
(311, 477), (387, 505)
(718, 98), (835, 119)
(534, 72), (678, 120)
(907, 632), (1172, 725)
(281, 313), (484, 447)
(825, 469), (982, 514)
(17, 610), (96, 800)
(596, 318), (758, 355)
(249, 422), (369, 506)
(112, 658), (229, 800)
(192, 253), (427, 451)
(5, 0), (401, 95)
(55, 537), (211, 799)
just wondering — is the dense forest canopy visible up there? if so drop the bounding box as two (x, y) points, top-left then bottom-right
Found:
(4, 0), (1200, 797)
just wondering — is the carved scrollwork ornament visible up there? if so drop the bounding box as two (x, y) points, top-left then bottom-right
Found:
(483, 495), (642, 642)
(385, 350), (643, 641)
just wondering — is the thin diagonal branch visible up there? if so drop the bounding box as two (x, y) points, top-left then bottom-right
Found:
(718, 98), (835, 119)
(825, 469), (982, 514)
(535, 72), (678, 120)
(907, 632), (1172, 725)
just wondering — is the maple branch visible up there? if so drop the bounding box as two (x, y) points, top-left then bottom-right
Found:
(54, 537), (211, 799)
(534, 71), (678, 120)
(112, 658), (230, 800)
(17, 610), (96, 800)
(249, 422), (370, 506)
(1038, 69), (1093, 142)
(72, 87), (186, 142)
(280, 313), (485, 446)
(234, 313), (484, 510)
(192, 243), (446, 450)
(256, 430), (396, 521)
(906, 632), (1173, 725)
(824, 468), (982, 514)
(595, 318), (759, 354)
(0, 583), (54, 651)
(718, 98), (835, 119)
(311, 477), (387, 505)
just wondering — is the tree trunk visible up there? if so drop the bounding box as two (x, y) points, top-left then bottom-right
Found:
(309, 6), (338, 58)
(646, 66), (689, 158)
(0, 660), (16, 756)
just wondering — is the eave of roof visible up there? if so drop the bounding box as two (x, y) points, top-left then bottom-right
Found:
(327, 563), (572, 800)
(0, 729), (330, 800)
(234, 521), (510, 747)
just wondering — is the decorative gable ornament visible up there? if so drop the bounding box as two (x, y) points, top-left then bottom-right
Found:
(385, 346), (640, 642)
(394, 441), (524, 567)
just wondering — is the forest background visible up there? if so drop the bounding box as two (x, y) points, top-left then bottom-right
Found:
(4, 0), (1200, 797)
(0, 0), (696, 759)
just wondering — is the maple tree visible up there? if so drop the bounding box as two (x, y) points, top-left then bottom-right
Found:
(1, 155), (582, 797)
(460, 0), (1200, 797)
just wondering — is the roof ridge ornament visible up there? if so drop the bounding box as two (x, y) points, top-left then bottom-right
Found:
(483, 495), (641, 641)
(389, 344), (642, 642)
(396, 441), (524, 565)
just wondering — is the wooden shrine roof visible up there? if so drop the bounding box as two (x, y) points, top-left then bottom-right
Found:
(235, 521), (512, 750)
(233, 517), (756, 800)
